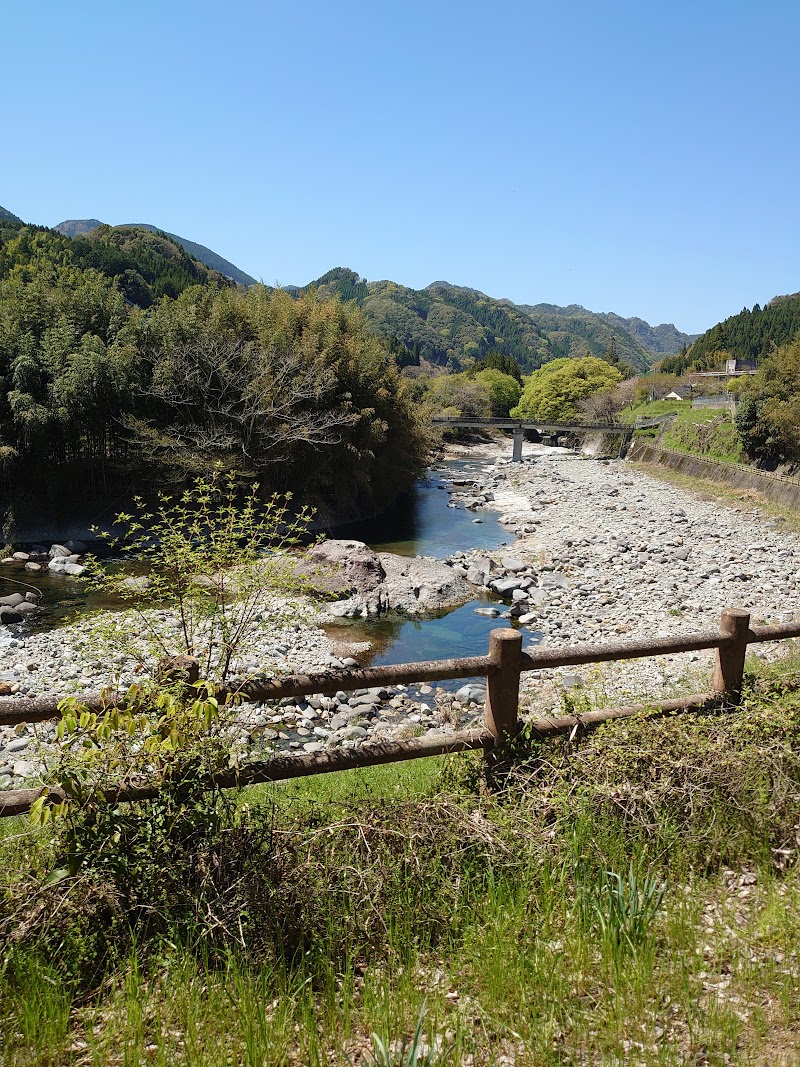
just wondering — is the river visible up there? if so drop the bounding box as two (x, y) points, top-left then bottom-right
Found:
(323, 457), (541, 667)
(4, 456), (538, 669)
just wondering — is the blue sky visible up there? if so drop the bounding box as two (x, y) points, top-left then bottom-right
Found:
(3, 0), (798, 333)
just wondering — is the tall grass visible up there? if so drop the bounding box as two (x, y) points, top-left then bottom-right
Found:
(3, 672), (800, 1064)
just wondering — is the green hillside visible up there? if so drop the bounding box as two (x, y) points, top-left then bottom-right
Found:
(54, 219), (258, 286)
(69, 224), (235, 304)
(307, 270), (656, 373)
(663, 292), (800, 373)
(0, 205), (22, 224)
(518, 302), (654, 372)
(123, 224), (258, 286)
(597, 312), (699, 355)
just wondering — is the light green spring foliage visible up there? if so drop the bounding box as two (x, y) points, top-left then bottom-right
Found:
(473, 368), (522, 415)
(404, 366), (522, 423)
(85, 471), (316, 682)
(28, 683), (230, 837)
(737, 337), (800, 462)
(511, 356), (623, 422)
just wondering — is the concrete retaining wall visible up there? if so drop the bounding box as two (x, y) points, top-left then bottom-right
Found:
(628, 440), (800, 510)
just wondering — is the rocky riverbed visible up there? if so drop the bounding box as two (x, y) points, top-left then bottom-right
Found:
(2, 438), (799, 790)
(443, 438), (798, 707)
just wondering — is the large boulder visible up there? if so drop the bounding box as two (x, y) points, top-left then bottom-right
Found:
(324, 551), (471, 619)
(378, 554), (470, 616)
(308, 540), (386, 595)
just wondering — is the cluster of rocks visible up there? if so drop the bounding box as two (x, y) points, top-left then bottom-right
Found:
(1, 539), (89, 577)
(427, 438), (800, 710)
(445, 456), (543, 537)
(0, 540), (90, 626)
(0, 591), (41, 626)
(0, 659), (489, 789)
(311, 538), (470, 619)
(233, 679), (486, 759)
(443, 551), (563, 627)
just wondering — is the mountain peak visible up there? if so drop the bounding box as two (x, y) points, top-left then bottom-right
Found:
(53, 218), (104, 237)
(53, 218), (257, 287)
(0, 205), (23, 224)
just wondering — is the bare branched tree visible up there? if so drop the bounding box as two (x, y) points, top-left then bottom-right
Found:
(129, 334), (361, 477)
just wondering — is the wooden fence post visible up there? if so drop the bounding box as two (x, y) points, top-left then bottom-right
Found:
(712, 607), (751, 701)
(485, 628), (523, 744)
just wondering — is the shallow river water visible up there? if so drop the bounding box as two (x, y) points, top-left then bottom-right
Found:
(5, 456), (534, 669)
(324, 458), (540, 667)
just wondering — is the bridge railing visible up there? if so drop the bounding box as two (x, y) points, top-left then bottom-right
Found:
(2, 608), (799, 818)
(430, 417), (630, 432)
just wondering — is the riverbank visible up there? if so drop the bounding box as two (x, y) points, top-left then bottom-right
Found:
(453, 436), (799, 711)
(2, 435), (800, 789)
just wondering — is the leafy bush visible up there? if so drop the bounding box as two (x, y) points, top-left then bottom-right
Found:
(86, 471), (315, 681)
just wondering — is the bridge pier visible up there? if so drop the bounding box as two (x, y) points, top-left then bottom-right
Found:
(512, 427), (523, 462)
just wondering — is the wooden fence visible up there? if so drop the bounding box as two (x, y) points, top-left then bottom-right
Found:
(2, 608), (799, 818)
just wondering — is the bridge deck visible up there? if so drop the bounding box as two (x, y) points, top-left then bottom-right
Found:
(430, 417), (633, 434)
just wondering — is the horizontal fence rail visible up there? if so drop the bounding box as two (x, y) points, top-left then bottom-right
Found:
(2, 608), (799, 818)
(431, 416), (632, 434)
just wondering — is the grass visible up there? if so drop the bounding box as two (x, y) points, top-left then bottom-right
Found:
(4, 661), (800, 1064)
(621, 399), (683, 424)
(623, 401), (746, 465)
(658, 407), (745, 464)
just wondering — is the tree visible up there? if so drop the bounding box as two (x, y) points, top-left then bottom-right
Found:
(510, 357), (623, 422)
(736, 339), (800, 461)
(473, 351), (523, 382)
(474, 368), (522, 416)
(425, 373), (492, 419)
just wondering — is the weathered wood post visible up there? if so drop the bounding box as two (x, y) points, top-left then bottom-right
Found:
(712, 607), (751, 701)
(484, 629), (523, 785)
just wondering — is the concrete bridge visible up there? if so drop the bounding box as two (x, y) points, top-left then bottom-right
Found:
(431, 416), (637, 461)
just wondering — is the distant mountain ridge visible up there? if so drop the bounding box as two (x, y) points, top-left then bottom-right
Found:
(53, 218), (257, 286)
(308, 269), (672, 373)
(0, 205), (22, 224)
(4, 203), (698, 371)
(595, 312), (699, 355)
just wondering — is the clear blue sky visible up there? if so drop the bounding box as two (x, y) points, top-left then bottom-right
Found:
(3, 0), (798, 333)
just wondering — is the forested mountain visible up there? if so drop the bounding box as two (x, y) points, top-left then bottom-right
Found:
(0, 206), (22, 224)
(306, 270), (657, 373)
(69, 225), (234, 304)
(518, 303), (654, 372)
(663, 293), (800, 374)
(54, 219), (258, 286)
(0, 225), (426, 527)
(596, 312), (699, 355)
